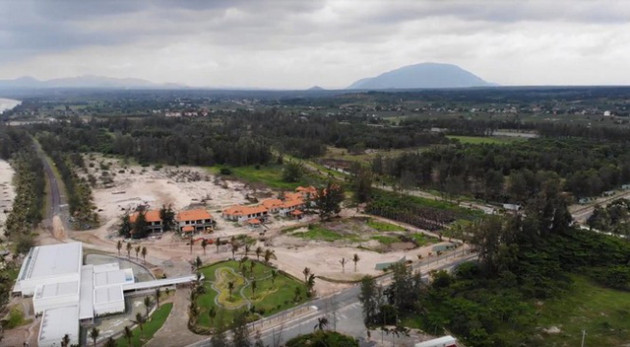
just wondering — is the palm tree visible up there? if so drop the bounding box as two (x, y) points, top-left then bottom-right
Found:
(251, 279), (257, 298)
(306, 274), (316, 296)
(134, 312), (146, 332)
(124, 326), (133, 345)
(339, 257), (346, 273)
(303, 267), (311, 283)
(117, 240), (122, 256)
(231, 242), (239, 259)
(141, 246), (147, 263)
(61, 334), (70, 347)
(228, 281), (234, 298)
(271, 270), (278, 285)
(144, 296), (152, 317)
(201, 238), (208, 255)
(314, 317), (329, 331)
(105, 337), (116, 347)
(89, 327), (99, 346)
(155, 288), (160, 308)
(264, 249), (276, 264)
(216, 237), (221, 253)
(255, 246), (263, 261)
(244, 244), (250, 257)
(126, 242), (132, 258)
(352, 253), (360, 272)
(135, 245), (141, 260)
(195, 256), (202, 270)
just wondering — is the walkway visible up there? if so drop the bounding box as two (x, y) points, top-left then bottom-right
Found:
(145, 287), (206, 347)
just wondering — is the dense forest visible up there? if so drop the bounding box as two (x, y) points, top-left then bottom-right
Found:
(376, 137), (630, 202)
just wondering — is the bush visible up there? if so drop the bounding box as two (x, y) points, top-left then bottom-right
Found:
(286, 331), (358, 347)
(220, 167), (232, 175)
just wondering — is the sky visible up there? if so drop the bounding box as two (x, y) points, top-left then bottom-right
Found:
(1, 0), (629, 89)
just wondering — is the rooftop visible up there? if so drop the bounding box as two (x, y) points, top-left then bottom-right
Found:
(38, 305), (79, 346)
(18, 242), (82, 281)
(94, 286), (123, 304)
(130, 209), (162, 223)
(176, 209), (212, 221)
(35, 281), (79, 300)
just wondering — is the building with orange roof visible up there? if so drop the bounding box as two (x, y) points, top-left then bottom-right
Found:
(279, 198), (305, 216)
(129, 209), (163, 233)
(222, 204), (268, 223)
(296, 186), (317, 198)
(176, 209), (214, 233)
(261, 199), (284, 214)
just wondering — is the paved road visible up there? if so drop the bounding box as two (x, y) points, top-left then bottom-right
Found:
(189, 249), (477, 347)
(33, 140), (68, 232)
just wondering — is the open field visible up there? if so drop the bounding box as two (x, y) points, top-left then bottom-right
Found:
(320, 146), (426, 166)
(115, 303), (173, 347)
(209, 164), (315, 190)
(446, 135), (528, 145)
(195, 260), (307, 329)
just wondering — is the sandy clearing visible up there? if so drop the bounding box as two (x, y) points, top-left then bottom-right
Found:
(0, 159), (16, 239)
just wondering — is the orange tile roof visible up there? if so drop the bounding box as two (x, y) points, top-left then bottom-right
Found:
(284, 192), (302, 201)
(262, 199), (283, 209)
(282, 199), (304, 208)
(247, 218), (261, 224)
(223, 205), (268, 216)
(182, 225), (195, 232)
(130, 210), (162, 223)
(290, 209), (303, 215)
(296, 186), (317, 195)
(176, 209), (213, 222)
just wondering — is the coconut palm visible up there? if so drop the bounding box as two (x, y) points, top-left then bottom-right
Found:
(201, 238), (208, 255)
(228, 281), (234, 298)
(105, 337), (116, 347)
(126, 242), (132, 258)
(123, 326), (133, 345)
(244, 244), (251, 257)
(352, 253), (360, 272)
(216, 237), (221, 253)
(155, 288), (160, 308)
(303, 267), (311, 282)
(141, 246), (147, 263)
(195, 256), (202, 270)
(264, 249), (276, 264)
(89, 327), (99, 346)
(135, 245), (141, 260)
(339, 257), (346, 273)
(271, 270), (278, 285)
(231, 242), (239, 259)
(144, 296), (152, 317)
(251, 279), (257, 298)
(314, 317), (329, 331)
(134, 312), (146, 332)
(117, 240), (122, 256)
(306, 274), (316, 296)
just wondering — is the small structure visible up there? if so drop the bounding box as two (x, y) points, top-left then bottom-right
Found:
(176, 209), (214, 233)
(261, 199), (284, 214)
(130, 209), (163, 233)
(247, 218), (262, 228)
(280, 199), (305, 217)
(290, 209), (303, 219)
(414, 335), (457, 347)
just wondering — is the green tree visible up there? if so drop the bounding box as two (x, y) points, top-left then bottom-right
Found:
(116, 240), (122, 256)
(119, 213), (132, 238)
(132, 210), (148, 238)
(282, 161), (303, 183)
(159, 204), (175, 231)
(352, 165), (373, 203)
(201, 238), (208, 255)
(61, 334), (71, 347)
(135, 245), (141, 260)
(316, 181), (344, 221)
(89, 327), (99, 346)
(232, 311), (252, 347)
(358, 276), (380, 326)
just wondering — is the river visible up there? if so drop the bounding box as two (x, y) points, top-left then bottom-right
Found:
(0, 98), (21, 114)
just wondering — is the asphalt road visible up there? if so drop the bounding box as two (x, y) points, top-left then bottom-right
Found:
(33, 141), (66, 229)
(189, 250), (477, 347)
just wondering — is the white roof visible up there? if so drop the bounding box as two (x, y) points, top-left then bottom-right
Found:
(38, 305), (79, 347)
(415, 335), (457, 347)
(94, 286), (123, 304)
(19, 242), (82, 281)
(79, 265), (94, 319)
(93, 262), (119, 273)
(35, 281), (78, 299)
(95, 269), (129, 287)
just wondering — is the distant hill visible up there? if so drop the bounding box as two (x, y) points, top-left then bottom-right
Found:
(0, 75), (186, 89)
(347, 62), (494, 89)
(306, 85), (325, 91)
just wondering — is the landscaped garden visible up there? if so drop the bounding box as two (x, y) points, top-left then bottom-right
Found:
(115, 303), (173, 347)
(194, 259), (308, 331)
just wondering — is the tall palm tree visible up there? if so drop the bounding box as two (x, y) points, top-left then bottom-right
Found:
(144, 296), (152, 317)
(134, 312), (146, 332)
(251, 279), (257, 298)
(89, 327), (99, 346)
(135, 245), (141, 260)
(155, 288), (160, 308)
(117, 240), (122, 256)
(105, 337), (116, 347)
(264, 249), (276, 264)
(255, 246), (263, 261)
(271, 270), (278, 285)
(141, 246), (147, 263)
(306, 274), (316, 296)
(244, 244), (251, 257)
(124, 326), (133, 345)
(61, 334), (70, 347)
(303, 267), (311, 282)
(231, 242), (239, 259)
(201, 238), (208, 255)
(314, 317), (329, 331)
(228, 281), (234, 298)
(126, 242), (132, 258)
(339, 257), (346, 273)
(352, 253), (360, 272)
(195, 256), (202, 270)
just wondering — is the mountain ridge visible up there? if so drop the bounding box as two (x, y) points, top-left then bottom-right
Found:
(0, 75), (186, 89)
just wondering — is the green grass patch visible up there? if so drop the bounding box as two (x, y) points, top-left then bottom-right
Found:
(115, 303), (172, 347)
(3, 306), (31, 329)
(371, 235), (399, 245)
(447, 135), (526, 145)
(195, 260), (307, 329)
(210, 164), (308, 190)
(535, 275), (630, 346)
(367, 219), (405, 232)
(293, 225), (361, 242)
(409, 233), (438, 247)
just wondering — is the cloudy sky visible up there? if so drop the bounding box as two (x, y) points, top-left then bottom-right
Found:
(1, 0), (629, 89)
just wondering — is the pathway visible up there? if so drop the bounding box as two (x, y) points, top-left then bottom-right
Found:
(145, 287), (206, 347)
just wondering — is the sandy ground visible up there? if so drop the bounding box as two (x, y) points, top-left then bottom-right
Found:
(0, 159), (16, 240)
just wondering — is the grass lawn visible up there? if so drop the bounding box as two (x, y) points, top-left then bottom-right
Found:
(371, 235), (399, 245)
(209, 165), (309, 190)
(409, 233), (438, 247)
(535, 275), (630, 346)
(447, 135), (526, 145)
(195, 260), (307, 329)
(367, 219), (406, 232)
(115, 303), (173, 347)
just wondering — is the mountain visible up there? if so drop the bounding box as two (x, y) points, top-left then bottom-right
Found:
(0, 75), (186, 89)
(347, 62), (494, 89)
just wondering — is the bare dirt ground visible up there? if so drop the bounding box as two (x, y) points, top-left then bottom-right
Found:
(0, 159), (15, 241)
